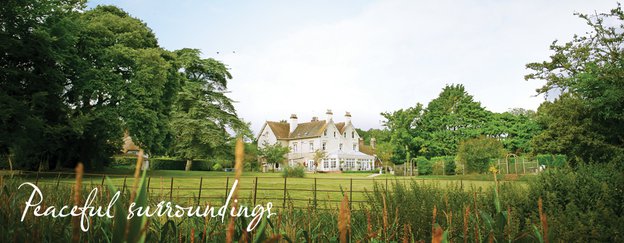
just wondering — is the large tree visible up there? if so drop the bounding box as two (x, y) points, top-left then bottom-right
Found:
(2, 3), (182, 169)
(1, 0), (84, 169)
(525, 5), (624, 164)
(381, 104), (425, 164)
(420, 84), (491, 157)
(170, 48), (249, 171)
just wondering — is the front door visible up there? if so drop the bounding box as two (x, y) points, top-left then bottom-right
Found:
(307, 160), (315, 171)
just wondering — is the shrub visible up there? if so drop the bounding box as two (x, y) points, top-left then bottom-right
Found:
(190, 159), (213, 171)
(282, 165), (305, 178)
(430, 156), (456, 175)
(111, 156), (137, 167)
(535, 154), (567, 168)
(151, 157), (186, 170)
(457, 136), (505, 173)
(526, 162), (624, 242)
(212, 163), (223, 171)
(416, 156), (432, 175)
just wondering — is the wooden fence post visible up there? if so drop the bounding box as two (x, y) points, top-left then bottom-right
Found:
(313, 178), (317, 208)
(122, 176), (127, 195)
(169, 177), (174, 201)
(522, 157), (526, 174)
(147, 177), (151, 193)
(282, 177), (287, 209)
(253, 177), (258, 205)
(198, 177), (203, 206)
(35, 171), (40, 186)
(349, 178), (353, 210)
(100, 176), (105, 187)
(56, 172), (61, 188)
(225, 177), (230, 199)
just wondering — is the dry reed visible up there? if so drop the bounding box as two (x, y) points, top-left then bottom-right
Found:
(71, 162), (84, 243)
(226, 137), (244, 243)
(338, 195), (351, 243)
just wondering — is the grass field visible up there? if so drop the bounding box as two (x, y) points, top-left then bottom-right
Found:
(13, 169), (528, 209)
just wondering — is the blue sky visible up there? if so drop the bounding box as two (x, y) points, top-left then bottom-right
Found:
(88, 0), (617, 133)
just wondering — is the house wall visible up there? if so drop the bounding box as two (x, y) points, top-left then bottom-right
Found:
(257, 124), (278, 148)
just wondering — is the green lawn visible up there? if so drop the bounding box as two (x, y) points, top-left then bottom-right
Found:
(13, 169), (529, 209)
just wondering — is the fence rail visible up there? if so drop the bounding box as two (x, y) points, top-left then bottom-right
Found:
(8, 171), (504, 210)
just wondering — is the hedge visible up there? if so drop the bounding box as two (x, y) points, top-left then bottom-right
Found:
(535, 154), (567, 168)
(430, 156), (456, 175)
(151, 157), (186, 170)
(111, 156), (138, 166)
(416, 156), (432, 175)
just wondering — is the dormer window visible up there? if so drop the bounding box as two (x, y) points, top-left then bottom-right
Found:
(324, 130), (327, 136)
(333, 132), (336, 138)
(322, 142), (326, 151)
(352, 131), (355, 138)
(339, 143), (343, 150)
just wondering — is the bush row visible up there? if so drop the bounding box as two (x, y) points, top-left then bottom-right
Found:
(282, 166), (305, 178)
(416, 156), (457, 175)
(535, 154), (567, 167)
(111, 156), (219, 171)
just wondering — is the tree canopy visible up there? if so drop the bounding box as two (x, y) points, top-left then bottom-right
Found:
(0, 2), (248, 170)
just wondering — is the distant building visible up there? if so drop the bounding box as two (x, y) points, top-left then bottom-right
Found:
(257, 110), (377, 172)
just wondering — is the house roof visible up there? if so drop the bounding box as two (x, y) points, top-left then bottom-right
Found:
(290, 120), (327, 139)
(266, 121), (290, 139)
(359, 144), (375, 156)
(335, 122), (346, 134)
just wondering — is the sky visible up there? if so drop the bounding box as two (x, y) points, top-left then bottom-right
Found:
(89, 0), (618, 134)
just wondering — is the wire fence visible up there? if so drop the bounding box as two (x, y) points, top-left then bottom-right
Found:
(10, 171), (494, 211)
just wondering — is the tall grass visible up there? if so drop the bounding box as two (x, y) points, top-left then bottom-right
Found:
(1, 163), (622, 242)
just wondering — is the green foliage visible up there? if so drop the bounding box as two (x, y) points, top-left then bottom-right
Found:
(257, 142), (290, 165)
(416, 156), (432, 175)
(151, 157), (186, 170)
(355, 128), (391, 144)
(381, 104), (425, 164)
(0, 2), (249, 171)
(430, 156), (456, 175)
(282, 166), (305, 178)
(526, 163), (624, 242)
(484, 111), (541, 154)
(420, 84), (491, 157)
(189, 159), (213, 171)
(212, 162), (223, 171)
(111, 156), (137, 167)
(457, 136), (505, 173)
(525, 5), (624, 165)
(169, 49), (249, 162)
(534, 154), (567, 168)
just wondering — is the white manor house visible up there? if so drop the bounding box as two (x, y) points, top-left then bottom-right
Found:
(257, 110), (378, 172)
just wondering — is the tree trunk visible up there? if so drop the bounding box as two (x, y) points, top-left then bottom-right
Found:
(185, 159), (192, 171)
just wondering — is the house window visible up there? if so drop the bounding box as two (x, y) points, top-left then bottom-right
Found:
(353, 143), (357, 151)
(322, 142), (326, 151)
(293, 142), (298, 152)
(339, 143), (343, 150)
(333, 132), (336, 138)
(352, 131), (355, 138)
(323, 159), (329, 168)
(324, 130), (327, 136)
(309, 142), (314, 151)
(330, 159), (337, 168)
(346, 158), (355, 168)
